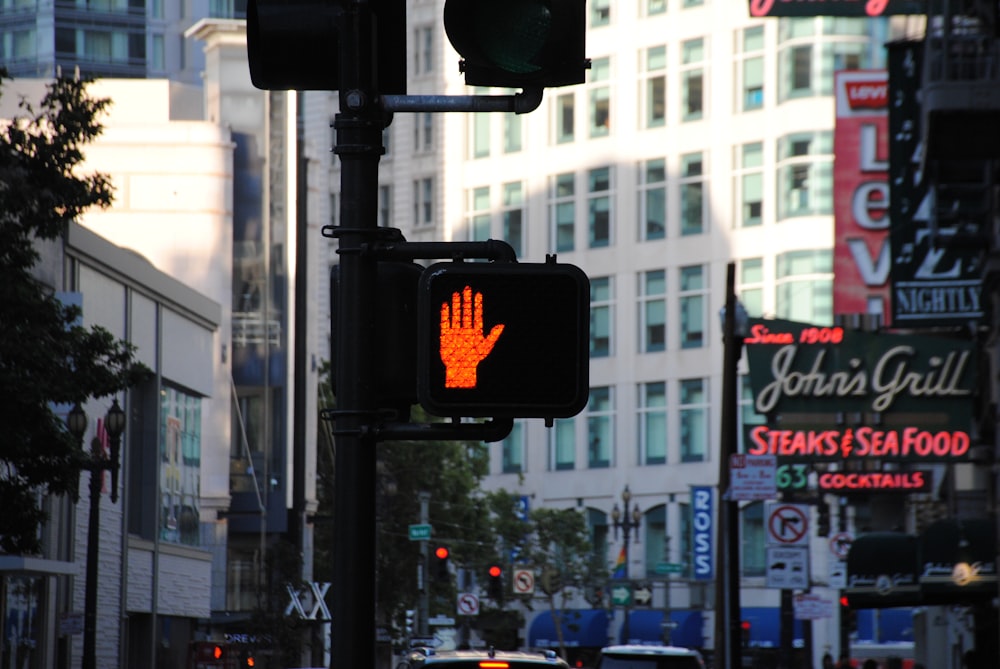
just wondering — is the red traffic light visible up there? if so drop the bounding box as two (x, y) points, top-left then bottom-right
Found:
(435, 546), (450, 560)
(840, 595), (850, 607)
(488, 564), (502, 578)
(740, 620), (751, 631)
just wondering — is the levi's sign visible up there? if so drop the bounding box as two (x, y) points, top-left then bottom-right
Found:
(745, 318), (975, 427)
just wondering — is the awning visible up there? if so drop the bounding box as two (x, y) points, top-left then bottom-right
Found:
(529, 609), (609, 649)
(622, 610), (704, 648)
(919, 517), (997, 603)
(846, 532), (922, 608)
(740, 607), (803, 648)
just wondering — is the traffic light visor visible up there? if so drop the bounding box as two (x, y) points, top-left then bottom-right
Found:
(418, 262), (590, 418)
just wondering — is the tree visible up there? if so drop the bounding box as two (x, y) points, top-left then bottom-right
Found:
(0, 71), (149, 554)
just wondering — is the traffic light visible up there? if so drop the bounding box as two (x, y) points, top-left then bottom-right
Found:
(246, 0), (407, 93)
(817, 500), (831, 537)
(432, 546), (451, 582)
(487, 564), (504, 601)
(417, 261), (590, 418)
(840, 595), (857, 632)
(443, 0), (587, 88)
(405, 609), (416, 636)
(741, 620), (751, 648)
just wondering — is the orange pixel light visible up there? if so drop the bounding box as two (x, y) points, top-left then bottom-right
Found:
(439, 285), (505, 389)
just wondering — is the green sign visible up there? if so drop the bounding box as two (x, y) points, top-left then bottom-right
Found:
(610, 583), (632, 607)
(656, 562), (685, 575)
(408, 524), (432, 541)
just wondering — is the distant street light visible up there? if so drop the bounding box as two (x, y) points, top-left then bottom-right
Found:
(67, 399), (126, 669)
(612, 485), (642, 642)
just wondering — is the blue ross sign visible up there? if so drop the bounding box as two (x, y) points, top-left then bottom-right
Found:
(691, 486), (714, 581)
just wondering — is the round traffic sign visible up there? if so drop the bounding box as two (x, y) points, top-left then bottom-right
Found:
(767, 504), (809, 545)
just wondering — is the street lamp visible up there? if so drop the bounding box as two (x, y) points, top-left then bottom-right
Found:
(611, 485), (642, 642)
(67, 399), (126, 669)
(715, 262), (749, 669)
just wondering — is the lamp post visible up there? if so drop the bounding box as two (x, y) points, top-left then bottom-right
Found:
(715, 262), (749, 669)
(67, 399), (126, 669)
(612, 485), (641, 643)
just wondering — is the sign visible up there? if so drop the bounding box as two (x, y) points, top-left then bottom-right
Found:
(744, 318), (976, 424)
(748, 0), (925, 17)
(793, 593), (834, 620)
(766, 546), (810, 589)
(610, 583), (633, 607)
(633, 584), (653, 606)
(417, 261), (590, 418)
(766, 503), (810, 546)
(729, 453), (778, 500)
(456, 593), (479, 616)
(829, 532), (855, 560)
(833, 70), (891, 325)
(428, 616), (456, 626)
(830, 560), (848, 589)
(513, 569), (535, 594)
(656, 562), (685, 575)
(818, 469), (932, 492)
(691, 486), (714, 580)
(59, 612), (84, 636)
(747, 425), (972, 463)
(285, 582), (332, 621)
(887, 41), (984, 326)
(408, 523), (432, 541)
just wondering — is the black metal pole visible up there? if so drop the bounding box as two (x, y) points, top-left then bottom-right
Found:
(622, 521), (630, 643)
(331, 1), (381, 666)
(82, 439), (102, 669)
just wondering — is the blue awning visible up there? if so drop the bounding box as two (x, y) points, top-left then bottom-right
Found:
(622, 610), (704, 648)
(529, 609), (609, 649)
(740, 607), (803, 649)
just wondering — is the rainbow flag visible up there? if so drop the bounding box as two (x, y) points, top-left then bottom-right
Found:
(611, 546), (626, 579)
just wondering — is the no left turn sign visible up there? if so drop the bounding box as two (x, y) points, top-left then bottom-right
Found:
(456, 593), (479, 616)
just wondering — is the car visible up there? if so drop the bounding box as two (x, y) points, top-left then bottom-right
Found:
(401, 647), (571, 669)
(595, 644), (706, 669)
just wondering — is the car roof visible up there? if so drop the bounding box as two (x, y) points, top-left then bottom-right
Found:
(406, 647), (569, 668)
(600, 645), (702, 657)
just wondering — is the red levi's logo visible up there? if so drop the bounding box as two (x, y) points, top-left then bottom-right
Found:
(845, 80), (888, 110)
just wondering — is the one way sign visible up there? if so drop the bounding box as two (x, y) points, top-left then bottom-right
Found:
(633, 584), (652, 606)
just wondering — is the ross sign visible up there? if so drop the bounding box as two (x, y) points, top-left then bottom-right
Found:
(691, 486), (714, 580)
(766, 503), (810, 546)
(408, 523), (433, 541)
(744, 318), (976, 424)
(793, 593), (834, 620)
(417, 261), (590, 418)
(833, 70), (891, 325)
(747, 425), (972, 463)
(887, 41), (984, 326)
(748, 0), (925, 17)
(513, 569), (535, 594)
(766, 546), (809, 589)
(729, 453), (778, 500)
(817, 469), (932, 492)
(456, 593), (479, 616)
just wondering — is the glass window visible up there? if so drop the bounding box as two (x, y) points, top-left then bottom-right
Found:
(414, 26), (433, 74)
(639, 270), (666, 352)
(735, 142), (764, 228)
(776, 131), (833, 219)
(588, 166), (612, 248)
(591, 0), (611, 27)
(471, 111), (489, 158)
(590, 276), (613, 358)
(644, 504), (668, 578)
(589, 57), (611, 137)
(737, 25), (765, 111)
(681, 38), (705, 121)
(502, 421), (524, 474)
(468, 187), (490, 241)
(679, 378), (707, 462)
(778, 17), (886, 101)
(414, 177), (433, 227)
(587, 387), (613, 468)
(551, 418), (575, 470)
(776, 249), (833, 324)
(502, 182), (524, 257)
(740, 257), (765, 318)
(742, 502), (766, 576)
(504, 112), (523, 153)
(161, 385), (202, 546)
(647, 0), (666, 16)
(640, 158), (667, 241)
(377, 186), (391, 228)
(679, 265), (706, 349)
(556, 92), (575, 143)
(679, 502), (692, 578)
(680, 152), (705, 236)
(639, 382), (667, 465)
(551, 172), (575, 252)
(642, 45), (667, 128)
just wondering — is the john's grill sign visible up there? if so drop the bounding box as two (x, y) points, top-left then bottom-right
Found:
(745, 319), (976, 426)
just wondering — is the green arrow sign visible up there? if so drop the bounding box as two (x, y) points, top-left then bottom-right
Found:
(409, 523), (432, 541)
(610, 583), (632, 607)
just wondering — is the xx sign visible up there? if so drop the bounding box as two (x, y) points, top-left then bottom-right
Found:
(766, 503), (810, 546)
(457, 593), (479, 616)
(513, 569), (535, 594)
